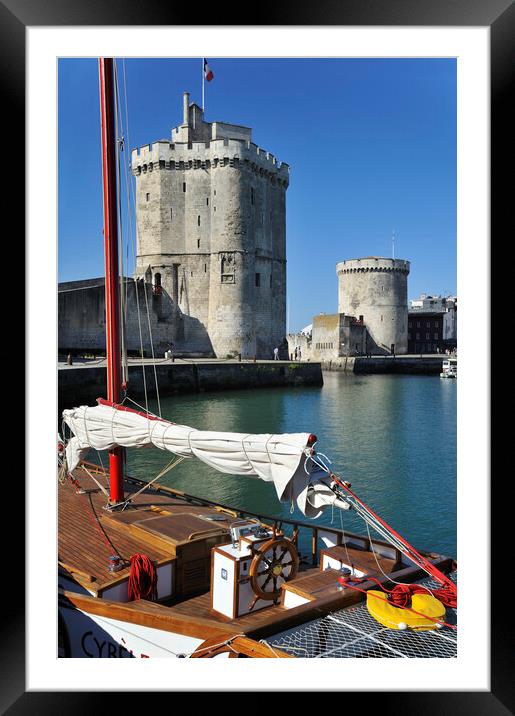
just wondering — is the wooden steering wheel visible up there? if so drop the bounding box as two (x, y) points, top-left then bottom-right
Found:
(249, 537), (299, 602)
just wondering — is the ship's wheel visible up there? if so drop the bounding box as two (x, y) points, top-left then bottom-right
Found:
(249, 537), (299, 603)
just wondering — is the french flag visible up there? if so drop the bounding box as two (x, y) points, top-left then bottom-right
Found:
(204, 58), (214, 82)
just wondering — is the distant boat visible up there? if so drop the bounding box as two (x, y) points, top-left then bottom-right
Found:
(440, 358), (457, 379)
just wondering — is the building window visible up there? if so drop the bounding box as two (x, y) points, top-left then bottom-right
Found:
(204, 264), (207, 273)
(434, 333), (438, 340)
(183, 182), (186, 192)
(197, 239), (201, 249)
(426, 333), (430, 339)
(408, 321), (412, 328)
(197, 215), (201, 227)
(206, 198), (209, 205)
(416, 333), (420, 340)
(434, 321), (438, 327)
(146, 193), (150, 201)
(408, 333), (411, 340)
(255, 273), (261, 287)
(426, 321), (430, 328)
(416, 321), (420, 328)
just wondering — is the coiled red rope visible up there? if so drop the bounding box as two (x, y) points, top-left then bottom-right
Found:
(338, 575), (457, 629)
(128, 554), (158, 601)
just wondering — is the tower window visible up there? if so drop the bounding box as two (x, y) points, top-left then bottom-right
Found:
(146, 193), (150, 201)
(170, 208), (173, 220)
(197, 215), (201, 226)
(255, 273), (261, 287)
(183, 182), (186, 192)
(206, 198), (209, 205)
(197, 239), (201, 249)
(204, 264), (207, 273)
(214, 189), (216, 196)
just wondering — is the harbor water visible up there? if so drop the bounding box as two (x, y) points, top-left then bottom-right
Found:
(122, 372), (457, 560)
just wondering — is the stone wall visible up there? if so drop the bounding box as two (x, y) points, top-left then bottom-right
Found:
(58, 360), (324, 413)
(58, 278), (214, 357)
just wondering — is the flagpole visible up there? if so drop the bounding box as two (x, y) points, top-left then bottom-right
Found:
(202, 57), (205, 111)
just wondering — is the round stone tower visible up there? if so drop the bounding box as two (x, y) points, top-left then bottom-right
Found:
(336, 257), (410, 354)
(131, 92), (289, 358)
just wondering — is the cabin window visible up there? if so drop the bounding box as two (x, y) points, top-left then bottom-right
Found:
(146, 193), (150, 201)
(183, 182), (186, 192)
(255, 273), (261, 287)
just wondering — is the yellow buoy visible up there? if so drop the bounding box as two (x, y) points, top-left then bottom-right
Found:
(366, 590), (446, 631)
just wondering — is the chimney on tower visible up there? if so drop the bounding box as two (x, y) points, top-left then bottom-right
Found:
(183, 91), (190, 126)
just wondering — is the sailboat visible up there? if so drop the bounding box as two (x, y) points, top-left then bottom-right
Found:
(58, 58), (457, 659)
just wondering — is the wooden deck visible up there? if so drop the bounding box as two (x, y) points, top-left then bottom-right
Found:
(58, 466), (235, 595)
(59, 465), (455, 646)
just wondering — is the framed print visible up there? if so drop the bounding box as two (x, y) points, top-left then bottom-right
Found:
(6, 0), (511, 710)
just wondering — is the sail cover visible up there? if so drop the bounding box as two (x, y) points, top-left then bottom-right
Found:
(61, 400), (338, 516)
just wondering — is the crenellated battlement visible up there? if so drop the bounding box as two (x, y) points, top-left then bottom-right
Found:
(131, 138), (289, 183)
(337, 257), (410, 276)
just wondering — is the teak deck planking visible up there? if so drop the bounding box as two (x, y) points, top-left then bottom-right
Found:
(59, 466), (454, 645)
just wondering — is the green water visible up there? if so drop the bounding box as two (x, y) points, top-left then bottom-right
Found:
(123, 373), (456, 559)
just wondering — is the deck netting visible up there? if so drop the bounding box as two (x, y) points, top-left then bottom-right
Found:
(265, 572), (457, 659)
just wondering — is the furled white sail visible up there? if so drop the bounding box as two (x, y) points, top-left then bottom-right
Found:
(62, 401), (343, 516)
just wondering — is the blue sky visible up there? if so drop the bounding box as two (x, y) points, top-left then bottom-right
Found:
(58, 57), (456, 332)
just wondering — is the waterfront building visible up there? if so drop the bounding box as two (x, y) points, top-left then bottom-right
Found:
(131, 92), (289, 359)
(59, 93), (290, 359)
(288, 256), (411, 362)
(409, 294), (457, 353)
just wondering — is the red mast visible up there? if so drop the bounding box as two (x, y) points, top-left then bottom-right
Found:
(99, 57), (124, 503)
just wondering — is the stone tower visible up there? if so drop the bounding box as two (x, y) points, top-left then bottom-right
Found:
(131, 92), (289, 358)
(336, 257), (410, 354)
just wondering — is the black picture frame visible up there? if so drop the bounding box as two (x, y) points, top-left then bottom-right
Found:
(7, 0), (508, 711)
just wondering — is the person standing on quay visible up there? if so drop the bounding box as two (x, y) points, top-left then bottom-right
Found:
(273, 347), (279, 360)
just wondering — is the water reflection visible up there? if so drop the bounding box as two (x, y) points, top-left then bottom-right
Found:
(122, 374), (455, 557)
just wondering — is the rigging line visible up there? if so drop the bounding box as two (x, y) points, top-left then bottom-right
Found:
(141, 277), (162, 417)
(119, 68), (149, 411)
(120, 456), (186, 506)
